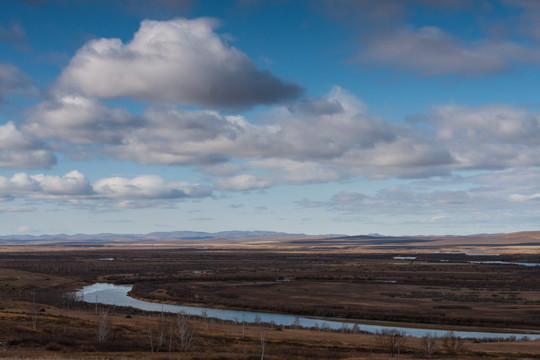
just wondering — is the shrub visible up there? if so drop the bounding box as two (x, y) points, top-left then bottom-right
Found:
(45, 342), (63, 351)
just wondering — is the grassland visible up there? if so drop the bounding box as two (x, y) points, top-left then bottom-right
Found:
(0, 232), (539, 358)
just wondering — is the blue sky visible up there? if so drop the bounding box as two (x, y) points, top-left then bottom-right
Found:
(1, 0), (540, 236)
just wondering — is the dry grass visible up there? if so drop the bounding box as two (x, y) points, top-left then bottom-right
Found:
(0, 303), (540, 359)
(0, 238), (539, 359)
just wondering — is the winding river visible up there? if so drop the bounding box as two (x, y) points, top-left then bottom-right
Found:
(77, 283), (540, 341)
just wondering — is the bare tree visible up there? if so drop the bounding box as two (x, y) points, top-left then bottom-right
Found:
(260, 331), (266, 360)
(376, 329), (406, 358)
(421, 333), (438, 358)
(292, 316), (301, 329)
(442, 331), (465, 355)
(96, 309), (111, 347)
(147, 310), (166, 353)
(201, 310), (209, 330)
(148, 324), (166, 352)
(31, 291), (37, 330)
(168, 321), (174, 352)
(176, 312), (195, 352)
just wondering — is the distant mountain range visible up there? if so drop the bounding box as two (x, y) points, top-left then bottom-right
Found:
(1, 230), (539, 248)
(0, 230), (323, 245)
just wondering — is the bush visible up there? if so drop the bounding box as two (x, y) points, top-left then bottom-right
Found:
(376, 329), (406, 357)
(45, 342), (63, 351)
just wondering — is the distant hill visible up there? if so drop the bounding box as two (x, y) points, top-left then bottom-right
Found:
(1, 230), (539, 249)
(0, 230), (315, 245)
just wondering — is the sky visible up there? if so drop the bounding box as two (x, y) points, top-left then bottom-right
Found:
(1, 0), (540, 236)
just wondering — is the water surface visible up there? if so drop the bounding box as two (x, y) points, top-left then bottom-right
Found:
(77, 283), (540, 340)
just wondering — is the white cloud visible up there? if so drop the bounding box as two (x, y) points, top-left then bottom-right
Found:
(303, 167), (540, 231)
(0, 171), (211, 205)
(24, 95), (137, 144)
(94, 175), (210, 199)
(0, 170), (92, 198)
(425, 104), (540, 169)
(356, 26), (540, 76)
(20, 86), (455, 182)
(0, 150), (56, 170)
(22, 82), (540, 186)
(432, 104), (540, 144)
(56, 18), (302, 108)
(104, 86), (453, 181)
(213, 174), (272, 191)
(0, 121), (37, 150)
(111, 106), (256, 165)
(0, 122), (56, 169)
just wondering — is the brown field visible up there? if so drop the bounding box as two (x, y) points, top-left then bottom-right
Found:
(0, 232), (539, 358)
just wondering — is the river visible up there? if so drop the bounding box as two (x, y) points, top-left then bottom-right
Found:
(77, 283), (540, 341)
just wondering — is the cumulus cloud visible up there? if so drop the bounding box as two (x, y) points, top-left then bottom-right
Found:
(432, 104), (540, 144)
(1, 121), (41, 151)
(23, 81), (540, 186)
(0, 171), (211, 206)
(24, 95), (138, 144)
(111, 106), (249, 165)
(0, 171), (92, 199)
(94, 175), (211, 199)
(106, 86), (454, 180)
(56, 18), (302, 108)
(0, 122), (56, 169)
(356, 26), (540, 76)
(21, 86), (455, 182)
(423, 104), (540, 169)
